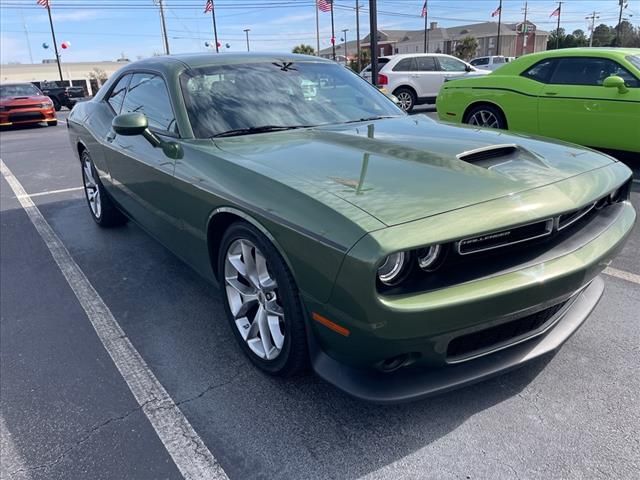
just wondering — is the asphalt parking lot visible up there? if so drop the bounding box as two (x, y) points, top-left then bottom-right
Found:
(1, 110), (639, 480)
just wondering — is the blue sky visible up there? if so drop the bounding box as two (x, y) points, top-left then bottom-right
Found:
(1, 0), (637, 64)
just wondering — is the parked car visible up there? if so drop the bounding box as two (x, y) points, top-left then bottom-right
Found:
(0, 83), (57, 127)
(37, 81), (86, 111)
(437, 48), (640, 154)
(360, 53), (489, 112)
(67, 53), (635, 403)
(469, 55), (513, 71)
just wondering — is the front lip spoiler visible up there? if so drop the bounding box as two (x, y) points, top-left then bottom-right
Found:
(310, 276), (604, 404)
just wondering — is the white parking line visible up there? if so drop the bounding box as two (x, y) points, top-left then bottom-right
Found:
(16, 186), (84, 199)
(0, 159), (228, 480)
(604, 267), (640, 285)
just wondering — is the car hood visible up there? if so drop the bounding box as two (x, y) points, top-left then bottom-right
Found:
(214, 116), (616, 226)
(0, 95), (50, 106)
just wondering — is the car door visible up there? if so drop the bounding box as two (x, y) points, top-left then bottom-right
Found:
(104, 71), (182, 244)
(537, 56), (640, 150)
(436, 56), (474, 91)
(412, 56), (441, 98)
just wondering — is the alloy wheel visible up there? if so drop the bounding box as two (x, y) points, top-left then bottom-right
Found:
(224, 239), (285, 361)
(82, 158), (102, 219)
(396, 92), (413, 111)
(468, 110), (500, 128)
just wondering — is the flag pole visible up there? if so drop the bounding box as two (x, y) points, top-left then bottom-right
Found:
(210, 2), (219, 53)
(315, 2), (320, 55)
(330, 1), (336, 61)
(45, 3), (64, 82)
(355, 1), (361, 70)
(423, 1), (428, 53)
(496, 0), (502, 56)
(555, 2), (562, 49)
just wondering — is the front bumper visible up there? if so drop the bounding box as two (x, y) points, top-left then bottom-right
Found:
(310, 276), (604, 404)
(0, 107), (56, 126)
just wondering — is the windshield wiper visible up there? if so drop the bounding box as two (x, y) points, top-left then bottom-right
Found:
(211, 125), (312, 138)
(342, 116), (398, 124)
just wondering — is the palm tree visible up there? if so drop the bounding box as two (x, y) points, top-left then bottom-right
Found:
(292, 44), (316, 55)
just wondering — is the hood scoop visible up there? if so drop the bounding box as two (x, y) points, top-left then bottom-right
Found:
(457, 144), (518, 164)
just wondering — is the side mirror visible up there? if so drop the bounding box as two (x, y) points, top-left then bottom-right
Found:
(112, 112), (162, 149)
(465, 65), (473, 72)
(112, 112), (148, 136)
(603, 75), (628, 94)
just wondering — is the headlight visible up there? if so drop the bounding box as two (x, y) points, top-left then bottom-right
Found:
(377, 252), (408, 286)
(417, 245), (442, 271)
(40, 102), (53, 108)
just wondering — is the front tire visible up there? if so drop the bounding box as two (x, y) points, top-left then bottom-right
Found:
(393, 87), (416, 113)
(218, 222), (308, 377)
(81, 150), (127, 227)
(464, 104), (507, 129)
(52, 97), (61, 111)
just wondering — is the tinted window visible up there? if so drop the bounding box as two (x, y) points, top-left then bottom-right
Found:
(522, 59), (557, 83)
(415, 57), (437, 71)
(550, 57), (639, 87)
(438, 57), (467, 72)
(493, 57), (506, 64)
(181, 62), (402, 138)
(107, 74), (131, 113)
(628, 55), (640, 70)
(471, 58), (489, 66)
(121, 73), (177, 133)
(392, 58), (416, 71)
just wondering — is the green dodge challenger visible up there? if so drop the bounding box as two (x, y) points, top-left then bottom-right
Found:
(68, 53), (635, 403)
(437, 48), (640, 155)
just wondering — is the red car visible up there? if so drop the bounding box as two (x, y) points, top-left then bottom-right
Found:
(0, 83), (57, 127)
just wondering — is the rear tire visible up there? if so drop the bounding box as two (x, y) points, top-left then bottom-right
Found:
(218, 221), (308, 377)
(81, 150), (127, 227)
(52, 97), (61, 111)
(464, 104), (507, 130)
(393, 87), (416, 113)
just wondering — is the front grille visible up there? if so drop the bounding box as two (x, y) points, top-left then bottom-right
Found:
(8, 112), (44, 122)
(446, 300), (568, 361)
(457, 218), (553, 255)
(6, 104), (40, 111)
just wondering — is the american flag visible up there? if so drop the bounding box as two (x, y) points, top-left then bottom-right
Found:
(36, 0), (49, 7)
(204, 0), (213, 14)
(491, 5), (501, 17)
(550, 6), (561, 17)
(421, 1), (427, 17)
(317, 0), (333, 13)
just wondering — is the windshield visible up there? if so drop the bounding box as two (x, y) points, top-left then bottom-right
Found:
(181, 61), (403, 138)
(0, 84), (42, 98)
(627, 55), (640, 71)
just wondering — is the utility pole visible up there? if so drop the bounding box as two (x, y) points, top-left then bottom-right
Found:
(158, 0), (170, 54)
(369, 0), (378, 87)
(615, 0), (627, 46)
(423, 1), (429, 53)
(342, 29), (349, 65)
(586, 11), (600, 47)
(244, 29), (251, 51)
(356, 1), (361, 71)
(330, 1), (336, 61)
(496, 0), (503, 56)
(521, 1), (528, 55)
(315, 2), (320, 55)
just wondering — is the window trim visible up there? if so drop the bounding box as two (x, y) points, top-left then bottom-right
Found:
(111, 69), (181, 138)
(105, 73), (132, 115)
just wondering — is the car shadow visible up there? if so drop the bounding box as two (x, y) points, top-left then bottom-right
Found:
(4, 198), (562, 479)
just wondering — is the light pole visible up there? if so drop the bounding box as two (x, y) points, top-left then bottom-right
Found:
(243, 29), (251, 52)
(342, 28), (349, 65)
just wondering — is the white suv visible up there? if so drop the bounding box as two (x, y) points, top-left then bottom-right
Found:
(361, 54), (488, 112)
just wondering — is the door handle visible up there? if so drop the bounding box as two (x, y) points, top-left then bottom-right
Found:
(544, 91), (558, 96)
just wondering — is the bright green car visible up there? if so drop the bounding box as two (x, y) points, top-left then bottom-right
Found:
(437, 48), (640, 154)
(68, 53), (635, 403)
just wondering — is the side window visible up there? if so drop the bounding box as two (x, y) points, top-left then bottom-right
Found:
(471, 58), (489, 66)
(548, 57), (638, 87)
(493, 57), (506, 64)
(415, 57), (437, 71)
(392, 58), (416, 72)
(521, 59), (557, 83)
(107, 74), (131, 114)
(121, 73), (177, 133)
(438, 57), (468, 72)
